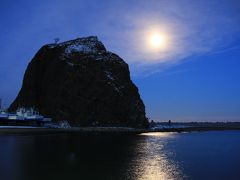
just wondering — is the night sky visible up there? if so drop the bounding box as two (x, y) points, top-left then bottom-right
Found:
(0, 0), (240, 121)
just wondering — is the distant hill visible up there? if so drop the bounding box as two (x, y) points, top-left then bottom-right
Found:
(9, 36), (148, 127)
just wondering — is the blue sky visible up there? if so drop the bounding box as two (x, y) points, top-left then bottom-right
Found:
(0, 0), (240, 121)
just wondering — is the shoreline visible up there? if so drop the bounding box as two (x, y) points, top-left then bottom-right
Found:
(0, 126), (240, 136)
(0, 127), (145, 136)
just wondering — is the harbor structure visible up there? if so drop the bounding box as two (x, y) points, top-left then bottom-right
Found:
(0, 107), (51, 126)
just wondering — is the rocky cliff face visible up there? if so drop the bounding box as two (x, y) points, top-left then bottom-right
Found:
(9, 36), (148, 127)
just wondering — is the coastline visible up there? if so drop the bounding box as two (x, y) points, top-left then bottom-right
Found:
(0, 126), (240, 136)
(0, 127), (146, 136)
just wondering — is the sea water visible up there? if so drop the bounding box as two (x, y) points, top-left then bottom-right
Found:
(0, 131), (240, 180)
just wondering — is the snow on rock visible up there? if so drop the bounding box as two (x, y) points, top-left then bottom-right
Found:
(104, 70), (125, 93)
(95, 57), (103, 60)
(105, 71), (115, 81)
(47, 44), (57, 49)
(107, 81), (121, 93)
(67, 62), (74, 67)
(65, 44), (94, 54)
(60, 36), (106, 55)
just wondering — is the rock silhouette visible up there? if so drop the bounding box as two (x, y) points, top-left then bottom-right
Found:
(9, 36), (148, 127)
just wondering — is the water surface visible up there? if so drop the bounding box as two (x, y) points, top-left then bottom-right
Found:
(0, 131), (240, 180)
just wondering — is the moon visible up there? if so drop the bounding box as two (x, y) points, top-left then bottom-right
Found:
(149, 33), (167, 50)
(137, 26), (171, 60)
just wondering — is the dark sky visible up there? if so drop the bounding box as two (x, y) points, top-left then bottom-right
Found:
(0, 0), (240, 121)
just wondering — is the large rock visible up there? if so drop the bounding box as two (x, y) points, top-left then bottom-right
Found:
(9, 36), (148, 127)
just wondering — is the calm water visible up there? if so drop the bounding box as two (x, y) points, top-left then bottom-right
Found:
(0, 131), (240, 180)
